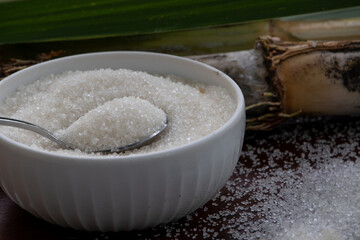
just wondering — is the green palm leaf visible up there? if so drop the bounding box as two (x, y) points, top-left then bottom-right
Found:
(0, 0), (358, 45)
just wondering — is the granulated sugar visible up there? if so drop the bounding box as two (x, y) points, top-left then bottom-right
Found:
(0, 69), (235, 155)
(236, 158), (360, 240)
(213, 119), (360, 240)
(55, 97), (167, 152)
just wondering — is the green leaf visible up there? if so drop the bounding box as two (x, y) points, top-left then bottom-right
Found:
(0, 0), (358, 45)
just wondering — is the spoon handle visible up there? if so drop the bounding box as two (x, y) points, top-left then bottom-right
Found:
(0, 117), (69, 149)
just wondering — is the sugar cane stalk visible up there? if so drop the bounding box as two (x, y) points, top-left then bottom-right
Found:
(191, 36), (360, 130)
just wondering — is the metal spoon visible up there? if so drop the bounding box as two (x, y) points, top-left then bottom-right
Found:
(0, 116), (168, 153)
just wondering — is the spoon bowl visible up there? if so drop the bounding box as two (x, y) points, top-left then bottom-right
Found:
(0, 116), (168, 153)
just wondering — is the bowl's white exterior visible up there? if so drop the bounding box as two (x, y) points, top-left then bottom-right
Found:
(0, 52), (245, 231)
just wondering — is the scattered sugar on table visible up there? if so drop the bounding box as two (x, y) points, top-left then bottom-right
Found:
(125, 117), (360, 240)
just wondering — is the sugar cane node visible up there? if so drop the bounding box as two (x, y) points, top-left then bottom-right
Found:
(257, 36), (360, 123)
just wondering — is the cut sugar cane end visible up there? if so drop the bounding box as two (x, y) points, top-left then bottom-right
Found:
(192, 36), (360, 130)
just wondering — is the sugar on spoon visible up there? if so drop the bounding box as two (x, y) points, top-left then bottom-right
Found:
(0, 97), (168, 153)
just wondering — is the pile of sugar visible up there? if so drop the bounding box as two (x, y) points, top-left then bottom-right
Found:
(0, 68), (235, 155)
(55, 97), (167, 152)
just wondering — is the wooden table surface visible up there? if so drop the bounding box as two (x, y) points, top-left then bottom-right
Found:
(1, 116), (359, 240)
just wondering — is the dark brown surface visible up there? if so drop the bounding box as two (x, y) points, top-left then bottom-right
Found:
(1, 116), (359, 240)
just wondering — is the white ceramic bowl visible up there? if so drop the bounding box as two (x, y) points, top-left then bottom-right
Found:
(0, 52), (245, 231)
